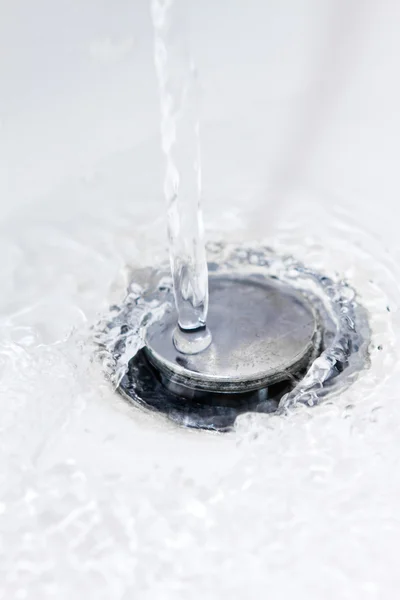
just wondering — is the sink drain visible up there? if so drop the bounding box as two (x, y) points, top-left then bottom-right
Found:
(144, 275), (320, 394)
(97, 243), (370, 432)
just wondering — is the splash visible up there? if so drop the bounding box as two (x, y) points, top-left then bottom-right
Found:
(97, 241), (370, 430)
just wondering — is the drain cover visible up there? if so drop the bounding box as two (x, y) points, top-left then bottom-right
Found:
(144, 275), (319, 394)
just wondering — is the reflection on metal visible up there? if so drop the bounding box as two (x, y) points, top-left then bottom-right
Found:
(144, 276), (319, 394)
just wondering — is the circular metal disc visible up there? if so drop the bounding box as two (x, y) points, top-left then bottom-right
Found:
(144, 276), (318, 393)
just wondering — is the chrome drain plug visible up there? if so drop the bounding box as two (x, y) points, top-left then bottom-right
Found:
(144, 275), (320, 396)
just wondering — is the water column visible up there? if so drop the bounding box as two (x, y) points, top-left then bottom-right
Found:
(150, 0), (212, 354)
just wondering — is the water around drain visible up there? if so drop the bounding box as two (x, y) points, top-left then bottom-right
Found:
(97, 242), (370, 431)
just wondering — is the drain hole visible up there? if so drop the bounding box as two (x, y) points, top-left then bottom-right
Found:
(98, 244), (370, 432)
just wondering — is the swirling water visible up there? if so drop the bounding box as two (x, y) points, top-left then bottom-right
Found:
(98, 240), (370, 431)
(1, 144), (400, 598)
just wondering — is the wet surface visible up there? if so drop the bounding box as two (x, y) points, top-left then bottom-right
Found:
(0, 141), (399, 598)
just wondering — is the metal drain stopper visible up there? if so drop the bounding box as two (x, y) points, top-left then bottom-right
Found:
(144, 276), (319, 395)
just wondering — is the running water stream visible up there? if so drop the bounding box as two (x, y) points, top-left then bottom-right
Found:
(150, 0), (211, 354)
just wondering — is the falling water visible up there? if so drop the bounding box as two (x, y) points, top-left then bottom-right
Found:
(150, 0), (211, 353)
